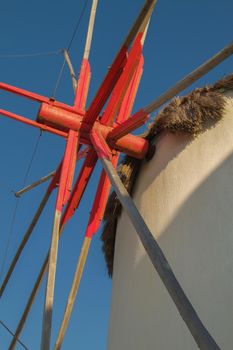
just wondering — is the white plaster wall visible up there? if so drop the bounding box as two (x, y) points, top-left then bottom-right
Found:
(108, 94), (233, 350)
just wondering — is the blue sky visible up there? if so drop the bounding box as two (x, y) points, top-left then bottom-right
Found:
(0, 1), (232, 349)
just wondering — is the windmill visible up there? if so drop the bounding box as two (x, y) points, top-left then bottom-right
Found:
(0, 1), (232, 349)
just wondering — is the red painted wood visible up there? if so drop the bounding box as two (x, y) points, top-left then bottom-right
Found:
(90, 129), (112, 160)
(0, 82), (85, 116)
(61, 149), (98, 227)
(117, 55), (144, 124)
(108, 109), (149, 141)
(0, 109), (68, 138)
(85, 153), (119, 238)
(47, 163), (62, 194)
(82, 46), (128, 127)
(56, 130), (79, 212)
(74, 59), (91, 111)
(101, 33), (143, 126)
(0, 82), (51, 104)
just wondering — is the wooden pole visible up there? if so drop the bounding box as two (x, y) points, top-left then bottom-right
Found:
(63, 49), (77, 92)
(0, 164), (62, 298)
(63, 0), (98, 94)
(40, 210), (61, 350)
(53, 236), (91, 350)
(124, 0), (157, 49)
(0, 191), (51, 297)
(143, 41), (233, 115)
(98, 156), (220, 350)
(14, 171), (55, 198)
(8, 255), (49, 350)
(83, 0), (98, 60)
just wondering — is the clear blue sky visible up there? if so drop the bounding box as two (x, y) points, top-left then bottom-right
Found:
(0, 1), (232, 349)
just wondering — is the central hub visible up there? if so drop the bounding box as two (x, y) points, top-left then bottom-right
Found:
(37, 102), (149, 159)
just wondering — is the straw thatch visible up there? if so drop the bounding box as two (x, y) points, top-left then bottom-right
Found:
(101, 74), (233, 277)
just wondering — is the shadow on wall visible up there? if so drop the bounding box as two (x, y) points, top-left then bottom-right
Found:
(111, 149), (233, 350)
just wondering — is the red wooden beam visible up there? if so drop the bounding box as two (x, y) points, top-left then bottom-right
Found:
(74, 59), (91, 111)
(117, 55), (144, 123)
(82, 47), (128, 127)
(108, 109), (149, 142)
(0, 109), (68, 138)
(101, 33), (143, 126)
(85, 153), (119, 238)
(0, 82), (51, 104)
(0, 82), (85, 116)
(61, 148), (98, 228)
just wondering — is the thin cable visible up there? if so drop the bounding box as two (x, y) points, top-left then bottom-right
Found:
(0, 50), (62, 59)
(51, 0), (90, 98)
(22, 132), (42, 187)
(0, 320), (30, 350)
(67, 0), (90, 52)
(51, 59), (67, 99)
(0, 132), (42, 283)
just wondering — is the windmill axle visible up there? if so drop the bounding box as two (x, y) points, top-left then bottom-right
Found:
(37, 102), (149, 159)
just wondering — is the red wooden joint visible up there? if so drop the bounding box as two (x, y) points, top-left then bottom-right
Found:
(37, 104), (149, 159)
(90, 129), (112, 160)
(108, 109), (149, 141)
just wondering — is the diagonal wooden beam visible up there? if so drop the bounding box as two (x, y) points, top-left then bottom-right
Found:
(124, 0), (157, 49)
(63, 49), (77, 93)
(0, 165), (62, 298)
(14, 171), (56, 198)
(143, 41), (233, 115)
(107, 109), (149, 141)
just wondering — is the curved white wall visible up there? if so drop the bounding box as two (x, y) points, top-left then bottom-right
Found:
(108, 93), (233, 350)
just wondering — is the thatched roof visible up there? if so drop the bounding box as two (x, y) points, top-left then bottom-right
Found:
(101, 74), (233, 277)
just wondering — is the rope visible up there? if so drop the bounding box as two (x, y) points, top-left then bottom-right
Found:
(0, 320), (30, 350)
(0, 50), (62, 59)
(51, 0), (90, 98)
(0, 132), (42, 283)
